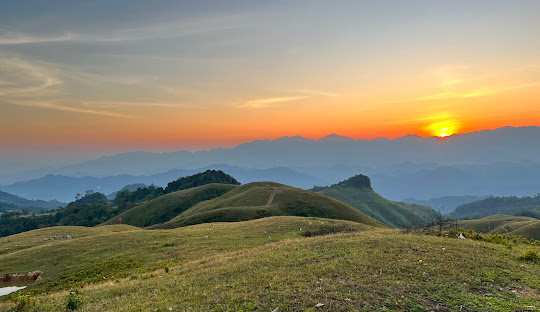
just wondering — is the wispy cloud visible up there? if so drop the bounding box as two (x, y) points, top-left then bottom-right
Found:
(414, 89), (495, 101)
(81, 100), (195, 109)
(0, 14), (253, 45)
(0, 57), (62, 96)
(294, 89), (339, 97)
(9, 100), (136, 118)
(0, 32), (77, 45)
(236, 96), (310, 109)
(414, 81), (540, 101)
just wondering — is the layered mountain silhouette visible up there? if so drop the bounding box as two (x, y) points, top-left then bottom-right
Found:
(3, 126), (540, 202)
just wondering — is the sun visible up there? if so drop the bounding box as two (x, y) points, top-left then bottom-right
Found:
(425, 120), (459, 138)
(438, 128), (450, 138)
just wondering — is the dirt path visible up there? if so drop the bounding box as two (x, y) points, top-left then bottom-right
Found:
(265, 187), (277, 206)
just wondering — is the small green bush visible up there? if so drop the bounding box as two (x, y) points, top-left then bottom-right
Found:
(517, 249), (540, 263)
(66, 290), (83, 310)
(12, 294), (34, 311)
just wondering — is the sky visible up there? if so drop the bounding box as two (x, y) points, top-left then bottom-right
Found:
(1, 0), (540, 168)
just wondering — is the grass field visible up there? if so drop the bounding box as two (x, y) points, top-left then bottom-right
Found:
(1, 216), (540, 311)
(151, 182), (384, 229)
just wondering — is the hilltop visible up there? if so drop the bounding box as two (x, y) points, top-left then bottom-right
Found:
(151, 182), (384, 229)
(312, 174), (439, 228)
(1, 217), (540, 311)
(451, 195), (540, 219)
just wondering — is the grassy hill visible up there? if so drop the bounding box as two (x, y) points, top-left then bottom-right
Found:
(1, 217), (540, 311)
(458, 214), (540, 240)
(313, 174), (439, 228)
(451, 195), (540, 219)
(150, 182), (384, 229)
(102, 184), (238, 227)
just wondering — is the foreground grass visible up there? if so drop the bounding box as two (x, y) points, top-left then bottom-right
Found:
(1, 218), (540, 311)
(0, 217), (371, 294)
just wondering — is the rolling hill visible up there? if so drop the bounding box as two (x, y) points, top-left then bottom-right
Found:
(1, 217), (539, 311)
(312, 174), (439, 228)
(451, 195), (540, 219)
(102, 184), (238, 227)
(458, 214), (540, 240)
(151, 182), (384, 229)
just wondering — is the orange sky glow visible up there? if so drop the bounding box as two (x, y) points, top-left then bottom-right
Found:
(1, 1), (539, 154)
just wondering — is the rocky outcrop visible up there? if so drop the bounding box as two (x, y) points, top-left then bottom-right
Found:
(1, 270), (42, 283)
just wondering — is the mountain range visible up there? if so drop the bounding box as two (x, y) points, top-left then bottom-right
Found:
(2, 126), (540, 202)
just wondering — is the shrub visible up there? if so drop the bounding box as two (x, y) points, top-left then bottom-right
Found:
(517, 249), (540, 264)
(66, 290), (83, 310)
(12, 294), (34, 311)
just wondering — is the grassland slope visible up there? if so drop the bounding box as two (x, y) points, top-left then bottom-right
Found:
(1, 217), (539, 311)
(151, 182), (384, 229)
(102, 184), (237, 227)
(314, 174), (439, 228)
(458, 214), (540, 240)
(0, 217), (373, 293)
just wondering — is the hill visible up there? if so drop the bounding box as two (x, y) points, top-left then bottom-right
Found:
(102, 184), (238, 227)
(313, 174), (439, 228)
(457, 214), (540, 240)
(151, 182), (384, 229)
(1, 217), (540, 311)
(451, 195), (540, 219)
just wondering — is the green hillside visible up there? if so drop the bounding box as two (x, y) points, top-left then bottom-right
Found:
(313, 174), (439, 228)
(458, 214), (540, 240)
(451, 195), (540, 219)
(102, 183), (238, 227)
(1, 217), (540, 311)
(150, 182), (384, 229)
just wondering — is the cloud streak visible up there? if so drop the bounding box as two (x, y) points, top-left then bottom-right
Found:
(413, 81), (540, 102)
(0, 14), (254, 45)
(9, 100), (136, 118)
(236, 96), (310, 109)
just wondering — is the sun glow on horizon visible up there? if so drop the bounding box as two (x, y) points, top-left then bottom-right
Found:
(425, 120), (460, 138)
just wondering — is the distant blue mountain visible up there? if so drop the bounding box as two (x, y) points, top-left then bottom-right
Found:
(3, 126), (540, 202)
(2, 165), (324, 202)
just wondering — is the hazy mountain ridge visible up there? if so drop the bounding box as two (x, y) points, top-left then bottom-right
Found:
(2, 165), (323, 202)
(451, 195), (540, 219)
(402, 195), (490, 215)
(32, 126), (540, 178)
(3, 126), (540, 202)
(0, 190), (64, 212)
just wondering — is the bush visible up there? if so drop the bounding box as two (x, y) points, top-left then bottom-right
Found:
(12, 294), (34, 311)
(66, 290), (83, 310)
(517, 249), (540, 263)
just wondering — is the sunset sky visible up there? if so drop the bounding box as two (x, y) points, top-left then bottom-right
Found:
(1, 0), (540, 167)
